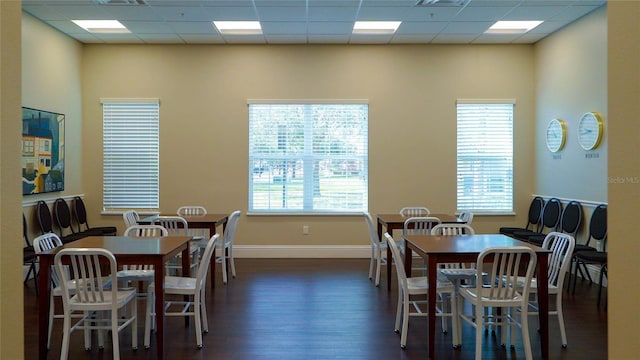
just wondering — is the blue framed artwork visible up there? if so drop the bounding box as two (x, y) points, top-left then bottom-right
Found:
(21, 107), (65, 195)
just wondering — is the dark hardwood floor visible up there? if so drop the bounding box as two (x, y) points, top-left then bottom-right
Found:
(24, 258), (607, 359)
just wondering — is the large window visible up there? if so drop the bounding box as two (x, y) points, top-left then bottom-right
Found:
(102, 99), (159, 211)
(248, 101), (368, 214)
(456, 100), (514, 214)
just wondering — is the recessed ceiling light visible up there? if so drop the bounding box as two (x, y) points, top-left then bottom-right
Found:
(72, 20), (130, 34)
(353, 21), (402, 35)
(213, 21), (262, 35)
(485, 21), (543, 34)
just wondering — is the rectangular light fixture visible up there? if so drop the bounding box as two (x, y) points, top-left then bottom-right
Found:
(485, 21), (543, 34)
(353, 21), (401, 35)
(213, 21), (262, 35)
(72, 20), (130, 34)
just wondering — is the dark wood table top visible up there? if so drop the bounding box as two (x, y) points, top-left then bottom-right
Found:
(138, 213), (229, 225)
(37, 235), (192, 257)
(404, 233), (548, 257)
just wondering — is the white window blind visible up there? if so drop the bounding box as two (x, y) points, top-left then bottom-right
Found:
(456, 101), (514, 214)
(248, 102), (368, 214)
(102, 100), (159, 211)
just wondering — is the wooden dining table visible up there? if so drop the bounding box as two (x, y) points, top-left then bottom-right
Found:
(376, 213), (465, 290)
(403, 233), (551, 359)
(36, 235), (192, 360)
(138, 213), (229, 289)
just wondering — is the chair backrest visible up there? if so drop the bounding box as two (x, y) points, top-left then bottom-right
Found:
(124, 225), (168, 237)
(153, 216), (189, 236)
(458, 211), (474, 224)
(72, 196), (90, 230)
(542, 232), (575, 288)
(385, 233), (408, 288)
(558, 200), (582, 237)
(223, 211), (241, 246)
(364, 213), (380, 247)
(403, 217), (441, 236)
(586, 204), (607, 249)
(538, 197), (562, 232)
(430, 223), (475, 235)
(54, 248), (118, 307)
(399, 207), (430, 216)
(36, 200), (54, 234)
(194, 234), (220, 288)
(33, 232), (65, 286)
(526, 196), (546, 231)
(476, 246), (537, 301)
(122, 210), (140, 229)
(177, 206), (207, 216)
(53, 198), (77, 235)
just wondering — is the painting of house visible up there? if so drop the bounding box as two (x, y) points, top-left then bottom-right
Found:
(22, 107), (64, 195)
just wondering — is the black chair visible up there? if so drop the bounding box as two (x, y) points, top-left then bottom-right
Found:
(499, 196), (545, 236)
(527, 200), (582, 246)
(511, 197), (562, 242)
(36, 200), (54, 234)
(569, 204), (607, 304)
(52, 198), (86, 243)
(23, 213), (38, 295)
(73, 196), (117, 236)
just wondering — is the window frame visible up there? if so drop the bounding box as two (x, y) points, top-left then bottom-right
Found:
(101, 98), (160, 213)
(456, 99), (515, 215)
(247, 100), (369, 215)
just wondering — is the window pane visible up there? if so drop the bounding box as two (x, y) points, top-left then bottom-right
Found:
(103, 101), (159, 211)
(249, 102), (368, 213)
(456, 102), (513, 213)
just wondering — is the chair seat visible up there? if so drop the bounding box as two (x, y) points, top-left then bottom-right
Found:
(573, 244), (597, 253)
(68, 288), (136, 311)
(574, 251), (607, 262)
(163, 276), (197, 294)
(117, 269), (154, 280)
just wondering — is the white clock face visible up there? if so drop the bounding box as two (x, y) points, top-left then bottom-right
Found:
(546, 119), (566, 152)
(578, 112), (603, 150)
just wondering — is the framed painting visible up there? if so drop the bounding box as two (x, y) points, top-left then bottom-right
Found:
(21, 107), (65, 195)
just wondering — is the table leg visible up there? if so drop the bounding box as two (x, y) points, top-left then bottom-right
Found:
(427, 256), (437, 359)
(154, 259), (165, 360)
(38, 256), (51, 360)
(537, 252), (549, 359)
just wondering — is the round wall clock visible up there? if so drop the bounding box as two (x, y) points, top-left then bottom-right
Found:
(578, 112), (604, 150)
(546, 118), (566, 152)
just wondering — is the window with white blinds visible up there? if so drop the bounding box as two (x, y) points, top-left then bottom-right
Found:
(102, 100), (159, 211)
(456, 101), (514, 214)
(248, 101), (368, 214)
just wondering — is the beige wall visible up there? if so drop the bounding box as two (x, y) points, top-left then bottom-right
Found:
(21, 12), (84, 235)
(534, 7), (607, 203)
(607, 1), (640, 357)
(81, 44), (536, 243)
(1, 2), (24, 359)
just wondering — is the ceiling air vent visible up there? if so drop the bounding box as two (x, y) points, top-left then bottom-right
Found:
(95, 0), (148, 5)
(415, 0), (468, 6)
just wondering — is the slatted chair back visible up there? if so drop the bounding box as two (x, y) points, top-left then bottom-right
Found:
(122, 210), (140, 229)
(177, 206), (207, 216)
(543, 232), (575, 288)
(152, 216), (189, 236)
(402, 216), (441, 236)
(124, 225), (168, 238)
(399, 207), (430, 217)
(430, 223), (475, 236)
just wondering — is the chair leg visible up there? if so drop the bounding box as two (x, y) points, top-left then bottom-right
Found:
(557, 292), (568, 347)
(400, 293), (409, 349)
(48, 295), (55, 349)
(60, 313), (71, 360)
(195, 295), (203, 348)
(144, 288), (154, 349)
(131, 298), (138, 351)
(597, 265), (607, 307)
(229, 246), (237, 278)
(111, 309), (120, 360)
(221, 248), (228, 284)
(475, 303), (483, 360)
(375, 251), (382, 287)
(368, 248), (375, 280)
(520, 306), (533, 360)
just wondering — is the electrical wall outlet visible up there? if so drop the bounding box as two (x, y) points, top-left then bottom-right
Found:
(303, 225), (309, 235)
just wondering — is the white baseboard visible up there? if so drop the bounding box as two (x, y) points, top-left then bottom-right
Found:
(233, 245), (371, 258)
